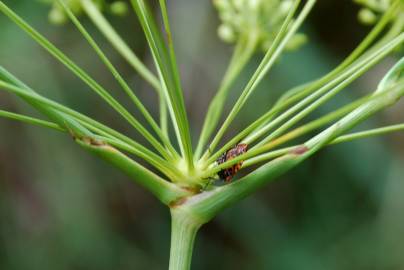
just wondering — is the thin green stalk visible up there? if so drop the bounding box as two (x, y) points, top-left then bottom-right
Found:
(246, 33), (404, 150)
(331, 123), (404, 144)
(158, 0), (183, 103)
(230, 19), (400, 161)
(203, 32), (398, 166)
(0, 80), (183, 178)
(274, 1), (399, 107)
(251, 5), (401, 143)
(0, 110), (64, 131)
(187, 79), (404, 222)
(0, 1), (173, 160)
(158, 0), (193, 167)
(131, 0), (194, 172)
(0, 69), (187, 203)
(243, 55), (404, 168)
(201, 87), (391, 177)
(80, 0), (169, 135)
(78, 139), (192, 206)
(243, 147), (294, 168)
(205, 61), (404, 173)
(194, 32), (259, 160)
(160, 90), (169, 137)
(79, 0), (161, 91)
(96, 135), (183, 180)
(202, 0), (313, 159)
(245, 123), (404, 167)
(0, 65), (91, 138)
(58, 0), (179, 160)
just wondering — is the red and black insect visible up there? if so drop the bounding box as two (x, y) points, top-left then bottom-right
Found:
(216, 143), (248, 182)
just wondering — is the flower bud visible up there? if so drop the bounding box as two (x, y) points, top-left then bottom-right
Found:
(213, 0), (307, 52)
(358, 8), (378, 24)
(110, 1), (128, 17)
(218, 24), (237, 43)
(37, 0), (127, 25)
(354, 0), (403, 25)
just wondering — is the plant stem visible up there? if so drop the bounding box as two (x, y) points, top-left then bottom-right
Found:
(80, 0), (161, 91)
(202, 0), (312, 159)
(58, 0), (179, 161)
(169, 208), (202, 270)
(80, 0), (171, 137)
(194, 32), (258, 160)
(0, 109), (65, 131)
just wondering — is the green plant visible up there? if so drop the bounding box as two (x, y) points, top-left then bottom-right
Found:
(0, 0), (403, 269)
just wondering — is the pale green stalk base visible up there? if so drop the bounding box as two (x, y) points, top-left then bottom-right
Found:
(169, 208), (203, 270)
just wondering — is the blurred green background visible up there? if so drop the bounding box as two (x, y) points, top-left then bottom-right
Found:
(0, 1), (403, 269)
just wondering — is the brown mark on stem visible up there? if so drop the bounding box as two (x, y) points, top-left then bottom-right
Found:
(81, 136), (106, 147)
(169, 197), (188, 208)
(166, 31), (172, 46)
(182, 185), (202, 194)
(65, 125), (106, 147)
(169, 185), (203, 208)
(289, 145), (309, 155)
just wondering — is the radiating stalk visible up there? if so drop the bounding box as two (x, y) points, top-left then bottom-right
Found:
(202, 0), (312, 159)
(194, 32), (259, 160)
(0, 110), (64, 131)
(0, 2), (173, 160)
(131, 0), (194, 172)
(80, 0), (170, 136)
(80, 0), (161, 91)
(331, 124), (404, 144)
(243, 122), (404, 168)
(0, 80), (184, 178)
(58, 0), (179, 160)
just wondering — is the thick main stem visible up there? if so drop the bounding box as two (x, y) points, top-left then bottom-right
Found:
(169, 209), (202, 270)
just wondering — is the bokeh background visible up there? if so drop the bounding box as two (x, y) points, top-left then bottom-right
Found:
(0, 1), (404, 269)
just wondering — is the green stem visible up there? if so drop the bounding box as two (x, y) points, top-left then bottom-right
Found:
(0, 79), (184, 178)
(273, 2), (398, 107)
(0, 109), (65, 131)
(190, 79), (404, 221)
(80, 0), (171, 137)
(131, 0), (194, 171)
(194, 32), (258, 160)
(169, 208), (202, 270)
(78, 140), (191, 205)
(247, 33), (404, 150)
(331, 123), (404, 144)
(160, 90), (169, 137)
(58, 0), (179, 161)
(201, 77), (404, 177)
(243, 122), (404, 168)
(241, 6), (401, 148)
(0, 2), (173, 160)
(80, 0), (161, 91)
(202, 0), (311, 159)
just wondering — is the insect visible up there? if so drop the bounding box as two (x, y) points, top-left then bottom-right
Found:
(216, 143), (248, 182)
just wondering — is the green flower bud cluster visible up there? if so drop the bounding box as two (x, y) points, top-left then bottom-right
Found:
(354, 0), (404, 25)
(37, 0), (128, 25)
(213, 0), (307, 52)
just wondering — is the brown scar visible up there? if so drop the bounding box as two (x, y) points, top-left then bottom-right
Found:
(169, 197), (187, 208)
(182, 186), (201, 194)
(89, 138), (105, 146)
(290, 145), (309, 155)
(166, 31), (172, 45)
(67, 127), (79, 140)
